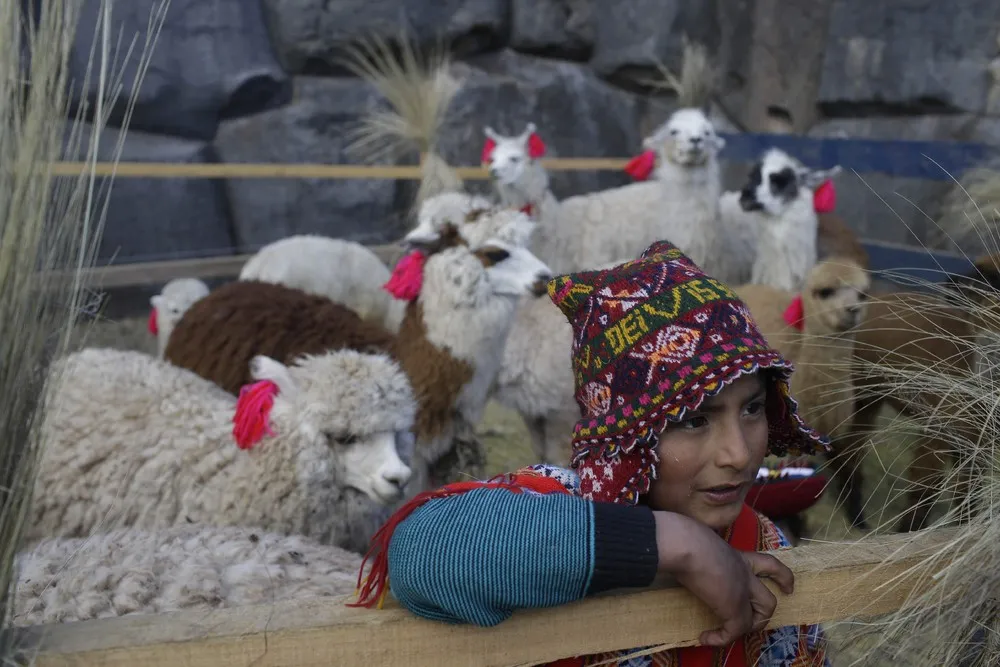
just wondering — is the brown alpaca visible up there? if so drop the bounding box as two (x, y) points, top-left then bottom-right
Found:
(736, 257), (871, 442)
(833, 252), (1000, 532)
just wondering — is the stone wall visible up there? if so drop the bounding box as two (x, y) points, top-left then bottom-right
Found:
(66, 0), (1000, 265)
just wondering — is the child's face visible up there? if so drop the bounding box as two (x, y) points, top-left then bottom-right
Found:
(646, 373), (769, 532)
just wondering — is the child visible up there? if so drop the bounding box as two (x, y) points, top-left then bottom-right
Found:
(352, 240), (831, 666)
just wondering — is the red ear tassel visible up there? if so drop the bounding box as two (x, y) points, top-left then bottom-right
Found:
(481, 137), (497, 164)
(527, 132), (546, 159)
(232, 379), (279, 450)
(383, 250), (426, 302)
(624, 150), (657, 181)
(813, 179), (836, 213)
(147, 308), (158, 335)
(782, 295), (805, 331)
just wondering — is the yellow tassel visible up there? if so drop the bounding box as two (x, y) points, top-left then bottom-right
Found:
(376, 584), (389, 610)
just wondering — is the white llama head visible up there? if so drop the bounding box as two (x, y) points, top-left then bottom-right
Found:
(482, 123), (546, 187)
(645, 108), (725, 168)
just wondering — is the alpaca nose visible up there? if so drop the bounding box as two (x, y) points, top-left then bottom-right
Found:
(531, 271), (553, 297)
(690, 136), (702, 145)
(382, 466), (412, 490)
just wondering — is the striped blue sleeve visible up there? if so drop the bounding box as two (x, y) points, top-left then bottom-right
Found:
(386, 488), (658, 626)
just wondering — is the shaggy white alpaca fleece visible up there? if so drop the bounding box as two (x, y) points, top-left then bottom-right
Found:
(239, 235), (402, 332)
(13, 524), (362, 626)
(29, 347), (416, 554)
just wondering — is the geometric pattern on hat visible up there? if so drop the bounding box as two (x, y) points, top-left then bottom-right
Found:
(547, 239), (829, 506)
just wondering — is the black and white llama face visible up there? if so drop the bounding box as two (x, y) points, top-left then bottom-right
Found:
(738, 148), (840, 216)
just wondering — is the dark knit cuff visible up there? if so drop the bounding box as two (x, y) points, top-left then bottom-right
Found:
(586, 501), (659, 595)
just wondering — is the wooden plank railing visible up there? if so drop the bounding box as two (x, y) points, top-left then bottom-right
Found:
(8, 528), (956, 667)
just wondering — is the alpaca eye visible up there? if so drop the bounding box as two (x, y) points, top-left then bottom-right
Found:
(510, 156), (520, 162)
(814, 287), (835, 299)
(324, 432), (357, 446)
(669, 129), (679, 136)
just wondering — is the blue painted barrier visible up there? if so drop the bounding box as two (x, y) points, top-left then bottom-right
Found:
(863, 240), (974, 286)
(719, 133), (998, 182)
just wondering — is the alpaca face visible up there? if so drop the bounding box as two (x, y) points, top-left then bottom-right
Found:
(483, 123), (541, 188)
(249, 351), (417, 505)
(739, 148), (839, 217)
(486, 134), (530, 187)
(803, 263), (871, 333)
(478, 241), (553, 298)
(150, 278), (210, 353)
(649, 108), (724, 167)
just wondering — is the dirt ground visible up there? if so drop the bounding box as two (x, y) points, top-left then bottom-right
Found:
(72, 312), (924, 664)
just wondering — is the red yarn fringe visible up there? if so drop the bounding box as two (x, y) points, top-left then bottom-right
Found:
(383, 250), (426, 301)
(813, 179), (836, 213)
(348, 472), (571, 609)
(783, 295), (805, 331)
(232, 379), (279, 450)
(624, 150), (656, 181)
(527, 132), (547, 159)
(147, 308), (158, 335)
(481, 137), (497, 164)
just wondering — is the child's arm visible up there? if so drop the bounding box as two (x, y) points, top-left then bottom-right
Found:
(385, 486), (795, 648)
(386, 488), (658, 626)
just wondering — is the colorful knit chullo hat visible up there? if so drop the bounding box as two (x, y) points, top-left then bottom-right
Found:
(547, 240), (829, 506)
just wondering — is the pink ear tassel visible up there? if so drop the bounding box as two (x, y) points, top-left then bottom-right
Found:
(782, 295), (805, 331)
(232, 379), (279, 450)
(624, 150), (657, 181)
(527, 133), (547, 159)
(481, 138), (497, 164)
(147, 308), (158, 335)
(813, 179), (836, 213)
(384, 250), (426, 301)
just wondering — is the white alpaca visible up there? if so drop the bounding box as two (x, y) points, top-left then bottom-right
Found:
(239, 235), (402, 333)
(14, 523), (363, 626)
(736, 148), (841, 291)
(484, 108), (725, 275)
(149, 278), (209, 358)
(29, 347), (416, 555)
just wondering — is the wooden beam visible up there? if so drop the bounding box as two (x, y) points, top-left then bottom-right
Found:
(63, 239), (973, 291)
(61, 244), (405, 289)
(9, 528), (956, 667)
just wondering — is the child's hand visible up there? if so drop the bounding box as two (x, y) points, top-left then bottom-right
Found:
(653, 511), (795, 647)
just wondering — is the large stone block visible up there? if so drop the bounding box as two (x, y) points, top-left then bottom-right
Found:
(262, 0), (509, 75)
(437, 50), (645, 198)
(588, 0), (718, 88)
(67, 0), (291, 141)
(214, 77), (403, 253)
(61, 124), (235, 265)
(509, 0), (594, 61)
(819, 0), (1000, 115)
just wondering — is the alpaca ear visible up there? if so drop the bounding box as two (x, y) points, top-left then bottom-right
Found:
(800, 165), (842, 190)
(150, 294), (163, 310)
(250, 355), (297, 397)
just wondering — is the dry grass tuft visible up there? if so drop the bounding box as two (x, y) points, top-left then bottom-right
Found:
(641, 36), (719, 110)
(0, 0), (166, 661)
(339, 32), (463, 211)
